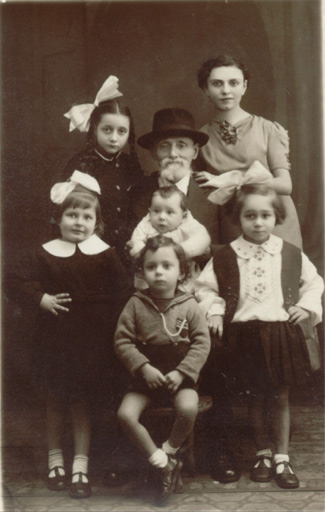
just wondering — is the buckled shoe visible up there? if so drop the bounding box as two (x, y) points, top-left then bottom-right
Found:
(47, 466), (67, 491)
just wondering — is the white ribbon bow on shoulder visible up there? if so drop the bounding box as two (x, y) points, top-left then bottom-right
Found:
(51, 170), (101, 205)
(64, 75), (123, 132)
(207, 160), (274, 205)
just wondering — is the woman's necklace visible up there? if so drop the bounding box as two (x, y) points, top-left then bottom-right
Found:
(216, 120), (238, 144)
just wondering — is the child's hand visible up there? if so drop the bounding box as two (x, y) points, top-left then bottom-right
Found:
(126, 240), (134, 249)
(164, 370), (184, 394)
(40, 293), (71, 316)
(208, 315), (223, 337)
(141, 364), (166, 389)
(288, 305), (310, 324)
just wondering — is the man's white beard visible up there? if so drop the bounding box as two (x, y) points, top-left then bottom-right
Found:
(159, 163), (192, 185)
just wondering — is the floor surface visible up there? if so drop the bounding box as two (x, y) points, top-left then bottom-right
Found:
(2, 387), (324, 512)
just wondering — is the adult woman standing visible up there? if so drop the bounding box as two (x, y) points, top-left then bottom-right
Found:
(194, 55), (303, 485)
(195, 54), (302, 248)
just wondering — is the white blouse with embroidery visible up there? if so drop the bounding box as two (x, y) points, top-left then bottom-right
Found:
(194, 235), (324, 326)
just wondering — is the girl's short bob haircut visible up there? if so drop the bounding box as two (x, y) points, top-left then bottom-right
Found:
(137, 235), (190, 284)
(228, 184), (285, 226)
(197, 54), (250, 91)
(55, 184), (104, 237)
(151, 185), (187, 213)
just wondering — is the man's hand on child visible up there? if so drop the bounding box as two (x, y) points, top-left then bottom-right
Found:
(142, 364), (166, 389)
(40, 293), (71, 316)
(208, 315), (223, 337)
(288, 305), (310, 324)
(165, 370), (184, 394)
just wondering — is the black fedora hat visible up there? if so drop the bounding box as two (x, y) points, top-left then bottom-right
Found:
(137, 108), (209, 150)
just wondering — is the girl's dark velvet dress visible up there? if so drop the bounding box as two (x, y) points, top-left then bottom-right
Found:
(8, 236), (133, 404)
(62, 149), (143, 264)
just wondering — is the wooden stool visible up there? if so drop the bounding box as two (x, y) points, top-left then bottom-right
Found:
(143, 394), (213, 476)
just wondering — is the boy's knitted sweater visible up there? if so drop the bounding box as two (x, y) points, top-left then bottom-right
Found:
(114, 289), (211, 383)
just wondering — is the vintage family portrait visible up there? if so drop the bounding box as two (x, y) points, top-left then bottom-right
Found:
(1, 1), (324, 511)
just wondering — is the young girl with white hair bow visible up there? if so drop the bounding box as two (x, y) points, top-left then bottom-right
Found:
(6, 171), (133, 499)
(195, 180), (323, 490)
(62, 76), (142, 265)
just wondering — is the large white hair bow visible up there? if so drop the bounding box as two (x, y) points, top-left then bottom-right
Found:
(64, 75), (123, 132)
(207, 160), (274, 205)
(51, 170), (101, 205)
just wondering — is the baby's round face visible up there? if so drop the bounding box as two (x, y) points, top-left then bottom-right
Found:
(149, 193), (185, 234)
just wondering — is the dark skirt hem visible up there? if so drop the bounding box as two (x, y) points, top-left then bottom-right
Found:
(223, 320), (311, 394)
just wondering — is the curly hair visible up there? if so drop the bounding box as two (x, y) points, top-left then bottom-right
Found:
(137, 235), (190, 283)
(197, 54), (250, 90)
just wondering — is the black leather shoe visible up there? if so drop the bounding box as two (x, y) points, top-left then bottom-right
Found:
(211, 453), (241, 483)
(47, 466), (67, 491)
(274, 461), (299, 489)
(250, 456), (272, 482)
(69, 472), (92, 499)
(155, 455), (183, 505)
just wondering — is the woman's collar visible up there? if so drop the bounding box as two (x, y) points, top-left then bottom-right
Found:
(42, 234), (110, 257)
(230, 234), (283, 259)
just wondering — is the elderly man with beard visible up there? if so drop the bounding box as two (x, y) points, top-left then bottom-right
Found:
(130, 107), (240, 485)
(132, 108), (218, 243)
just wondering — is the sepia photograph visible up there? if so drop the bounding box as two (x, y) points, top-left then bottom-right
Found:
(1, 1), (324, 511)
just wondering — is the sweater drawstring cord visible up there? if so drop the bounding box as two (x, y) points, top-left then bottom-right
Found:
(160, 313), (186, 338)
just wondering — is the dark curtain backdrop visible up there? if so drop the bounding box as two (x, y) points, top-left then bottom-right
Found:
(1, 1), (323, 389)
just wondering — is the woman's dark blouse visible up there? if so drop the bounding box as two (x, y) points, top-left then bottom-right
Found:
(62, 149), (143, 261)
(7, 242), (133, 398)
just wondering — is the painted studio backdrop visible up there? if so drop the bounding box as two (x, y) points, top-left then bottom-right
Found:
(2, 1), (323, 391)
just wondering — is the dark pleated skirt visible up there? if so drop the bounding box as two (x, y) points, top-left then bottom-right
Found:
(223, 320), (311, 394)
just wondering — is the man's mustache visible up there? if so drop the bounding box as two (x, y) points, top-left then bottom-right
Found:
(162, 159), (184, 168)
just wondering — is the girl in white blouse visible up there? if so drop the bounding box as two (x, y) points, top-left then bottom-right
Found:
(195, 183), (323, 489)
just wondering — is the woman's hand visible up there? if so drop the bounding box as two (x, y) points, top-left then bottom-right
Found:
(288, 305), (310, 324)
(165, 370), (184, 394)
(141, 364), (166, 389)
(40, 293), (71, 316)
(208, 315), (224, 337)
(193, 171), (216, 186)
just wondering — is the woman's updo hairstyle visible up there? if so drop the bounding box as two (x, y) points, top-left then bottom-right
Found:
(197, 54), (250, 91)
(227, 184), (285, 226)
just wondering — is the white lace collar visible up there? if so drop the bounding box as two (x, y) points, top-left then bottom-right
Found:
(42, 234), (110, 257)
(230, 234), (283, 259)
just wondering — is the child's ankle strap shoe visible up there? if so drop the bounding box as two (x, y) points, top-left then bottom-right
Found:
(250, 455), (272, 482)
(69, 472), (92, 499)
(47, 466), (67, 491)
(274, 461), (299, 489)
